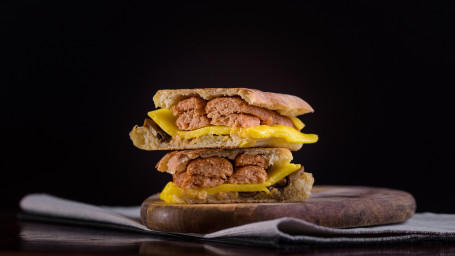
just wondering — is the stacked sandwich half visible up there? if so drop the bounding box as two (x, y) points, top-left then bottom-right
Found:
(130, 88), (318, 203)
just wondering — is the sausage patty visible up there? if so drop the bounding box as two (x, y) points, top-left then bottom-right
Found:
(173, 172), (226, 189)
(172, 154), (270, 188)
(210, 113), (261, 128)
(171, 96), (296, 130)
(228, 165), (268, 184)
(172, 97), (211, 130)
(205, 97), (295, 128)
(234, 153), (268, 169)
(186, 157), (233, 179)
(172, 97), (207, 115)
(172, 157), (233, 189)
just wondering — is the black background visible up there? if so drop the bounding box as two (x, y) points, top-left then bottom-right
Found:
(2, 1), (454, 212)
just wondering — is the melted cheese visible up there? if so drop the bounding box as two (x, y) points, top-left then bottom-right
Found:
(264, 163), (302, 186)
(148, 109), (318, 144)
(238, 125), (318, 144)
(160, 163), (302, 203)
(289, 116), (305, 130)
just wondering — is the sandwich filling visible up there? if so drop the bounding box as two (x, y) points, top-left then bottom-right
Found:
(172, 96), (296, 130)
(144, 96), (318, 147)
(160, 152), (306, 203)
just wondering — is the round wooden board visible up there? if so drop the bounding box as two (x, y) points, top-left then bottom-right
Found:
(140, 186), (416, 233)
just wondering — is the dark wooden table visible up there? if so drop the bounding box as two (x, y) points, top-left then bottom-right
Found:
(1, 209), (455, 255)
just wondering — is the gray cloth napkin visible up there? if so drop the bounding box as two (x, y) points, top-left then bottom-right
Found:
(19, 193), (455, 246)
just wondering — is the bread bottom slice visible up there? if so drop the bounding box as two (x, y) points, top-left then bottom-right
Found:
(160, 172), (314, 204)
(130, 125), (303, 151)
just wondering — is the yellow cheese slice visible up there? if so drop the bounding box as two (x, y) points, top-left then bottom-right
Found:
(264, 163), (302, 186)
(147, 109), (318, 144)
(289, 116), (305, 130)
(160, 182), (271, 203)
(238, 125), (318, 144)
(160, 163), (301, 203)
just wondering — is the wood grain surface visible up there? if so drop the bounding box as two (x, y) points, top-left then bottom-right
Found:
(141, 186), (416, 233)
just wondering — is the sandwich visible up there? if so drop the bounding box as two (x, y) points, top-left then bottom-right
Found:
(155, 148), (314, 203)
(130, 88), (318, 151)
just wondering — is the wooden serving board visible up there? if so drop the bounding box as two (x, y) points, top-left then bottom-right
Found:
(140, 186), (416, 233)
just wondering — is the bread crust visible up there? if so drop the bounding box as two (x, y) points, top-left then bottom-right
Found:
(153, 88), (314, 116)
(156, 148), (293, 174)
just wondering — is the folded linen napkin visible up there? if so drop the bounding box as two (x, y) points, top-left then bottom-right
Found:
(19, 193), (455, 247)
